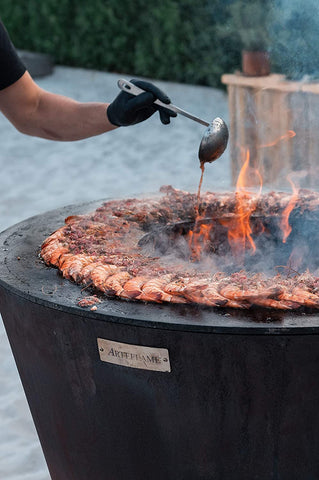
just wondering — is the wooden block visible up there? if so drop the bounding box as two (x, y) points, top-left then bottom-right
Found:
(306, 93), (319, 187)
(222, 73), (319, 188)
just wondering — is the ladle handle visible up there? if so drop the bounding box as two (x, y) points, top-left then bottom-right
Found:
(117, 79), (209, 127)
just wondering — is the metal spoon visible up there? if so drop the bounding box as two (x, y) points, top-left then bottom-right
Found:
(117, 79), (229, 164)
(198, 117), (229, 165)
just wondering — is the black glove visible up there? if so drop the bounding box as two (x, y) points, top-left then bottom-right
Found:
(107, 79), (177, 127)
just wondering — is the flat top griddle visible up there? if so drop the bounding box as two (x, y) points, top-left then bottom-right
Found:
(0, 200), (319, 334)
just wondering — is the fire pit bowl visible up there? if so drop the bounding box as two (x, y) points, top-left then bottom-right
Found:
(1, 201), (319, 480)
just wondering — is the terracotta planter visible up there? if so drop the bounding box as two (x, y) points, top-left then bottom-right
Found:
(242, 50), (270, 76)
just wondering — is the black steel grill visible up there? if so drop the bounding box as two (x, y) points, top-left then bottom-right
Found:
(1, 201), (319, 480)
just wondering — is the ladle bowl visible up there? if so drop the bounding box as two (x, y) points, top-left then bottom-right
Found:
(198, 117), (229, 165)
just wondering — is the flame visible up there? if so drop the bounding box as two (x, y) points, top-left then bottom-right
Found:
(221, 149), (262, 259)
(188, 129), (296, 263)
(259, 130), (296, 149)
(280, 170), (307, 243)
(188, 221), (211, 262)
(280, 175), (299, 243)
(188, 149), (263, 262)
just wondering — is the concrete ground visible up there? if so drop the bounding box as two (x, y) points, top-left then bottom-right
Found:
(0, 66), (230, 479)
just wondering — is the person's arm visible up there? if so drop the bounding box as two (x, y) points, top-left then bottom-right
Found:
(0, 72), (177, 141)
(0, 71), (117, 141)
(0, 21), (176, 141)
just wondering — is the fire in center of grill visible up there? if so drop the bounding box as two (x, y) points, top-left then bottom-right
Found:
(40, 186), (319, 310)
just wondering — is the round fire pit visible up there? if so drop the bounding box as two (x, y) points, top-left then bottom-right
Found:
(1, 201), (319, 480)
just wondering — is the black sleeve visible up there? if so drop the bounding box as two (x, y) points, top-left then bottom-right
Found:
(0, 20), (26, 90)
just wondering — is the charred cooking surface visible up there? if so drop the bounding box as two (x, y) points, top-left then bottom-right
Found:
(39, 187), (319, 312)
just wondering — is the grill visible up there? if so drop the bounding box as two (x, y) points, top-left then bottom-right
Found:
(1, 201), (319, 480)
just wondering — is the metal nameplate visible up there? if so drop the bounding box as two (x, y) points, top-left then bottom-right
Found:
(97, 338), (171, 372)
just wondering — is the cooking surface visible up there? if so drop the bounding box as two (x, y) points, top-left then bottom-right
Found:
(1, 200), (319, 334)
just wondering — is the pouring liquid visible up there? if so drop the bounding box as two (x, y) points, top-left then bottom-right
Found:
(195, 163), (205, 216)
(188, 163), (205, 262)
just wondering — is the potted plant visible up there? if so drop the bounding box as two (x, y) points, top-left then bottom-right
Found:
(226, 0), (274, 76)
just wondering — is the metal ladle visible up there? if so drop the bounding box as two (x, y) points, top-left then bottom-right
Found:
(118, 79), (229, 165)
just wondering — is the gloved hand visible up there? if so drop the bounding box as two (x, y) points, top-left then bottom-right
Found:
(107, 79), (177, 127)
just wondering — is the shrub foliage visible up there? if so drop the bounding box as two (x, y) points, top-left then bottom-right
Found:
(1, 0), (240, 87)
(4, 0), (308, 84)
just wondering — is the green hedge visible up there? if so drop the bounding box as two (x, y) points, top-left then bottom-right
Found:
(1, 0), (241, 87)
(5, 0), (309, 86)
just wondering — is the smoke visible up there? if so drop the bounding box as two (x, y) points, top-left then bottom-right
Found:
(139, 201), (319, 277)
(270, 0), (319, 80)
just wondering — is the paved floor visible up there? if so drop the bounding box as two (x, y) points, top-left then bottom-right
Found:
(0, 66), (230, 479)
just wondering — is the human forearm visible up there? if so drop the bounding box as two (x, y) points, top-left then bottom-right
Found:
(18, 90), (117, 141)
(0, 71), (175, 141)
(0, 71), (117, 141)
